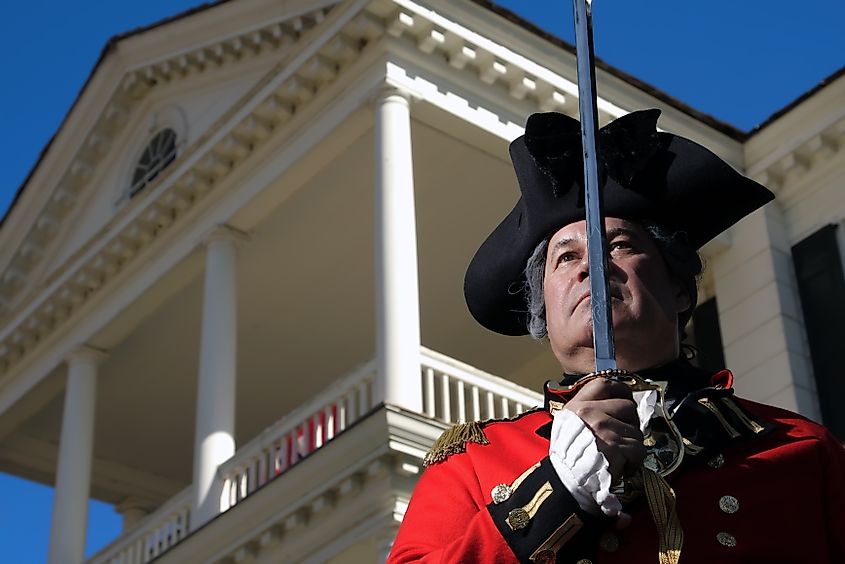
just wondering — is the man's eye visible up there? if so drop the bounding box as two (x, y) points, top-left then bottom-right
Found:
(609, 240), (632, 252)
(558, 252), (578, 264)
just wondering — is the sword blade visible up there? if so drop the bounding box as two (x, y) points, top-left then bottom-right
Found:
(572, 0), (616, 371)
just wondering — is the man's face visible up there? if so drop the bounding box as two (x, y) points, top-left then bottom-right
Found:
(543, 217), (690, 373)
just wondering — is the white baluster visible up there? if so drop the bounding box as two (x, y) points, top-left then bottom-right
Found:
(471, 386), (481, 421)
(172, 512), (180, 541)
(229, 473), (238, 508)
(239, 469), (248, 500)
(145, 532), (155, 562)
(131, 537), (140, 564)
(159, 521), (168, 551)
(358, 381), (369, 414)
(325, 405), (335, 440)
(346, 389), (357, 424)
(338, 396), (348, 431)
(170, 515), (177, 545)
(456, 380), (466, 423)
(424, 367), (435, 417)
(247, 459), (257, 494)
(162, 520), (172, 550)
(228, 472), (237, 506)
(500, 397), (510, 418)
(440, 373), (451, 423)
(219, 477), (231, 512)
(289, 429), (299, 464)
(258, 450), (268, 486)
(180, 506), (190, 538)
(486, 391), (495, 419)
(274, 440), (284, 474)
(150, 528), (161, 557)
(515, 402), (524, 415)
(302, 422), (311, 457)
(314, 413), (324, 449)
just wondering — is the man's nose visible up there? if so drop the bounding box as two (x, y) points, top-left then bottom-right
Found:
(576, 257), (590, 282)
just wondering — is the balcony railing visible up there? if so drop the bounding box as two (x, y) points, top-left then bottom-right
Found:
(86, 348), (542, 562)
(88, 486), (191, 564)
(420, 347), (542, 423)
(217, 359), (377, 512)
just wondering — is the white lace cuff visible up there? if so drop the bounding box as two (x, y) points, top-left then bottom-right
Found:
(549, 409), (621, 517)
(548, 389), (658, 517)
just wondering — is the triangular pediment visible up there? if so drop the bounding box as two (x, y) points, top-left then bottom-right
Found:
(0, 0), (338, 315)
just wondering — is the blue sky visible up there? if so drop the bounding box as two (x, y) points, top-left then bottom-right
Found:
(1, 0), (843, 561)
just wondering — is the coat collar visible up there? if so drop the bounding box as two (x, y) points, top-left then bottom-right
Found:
(538, 362), (777, 461)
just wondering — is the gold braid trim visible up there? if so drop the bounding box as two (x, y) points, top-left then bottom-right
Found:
(643, 468), (684, 564)
(423, 421), (490, 466)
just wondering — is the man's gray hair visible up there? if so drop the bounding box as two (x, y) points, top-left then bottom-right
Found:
(522, 223), (702, 340)
(525, 239), (551, 339)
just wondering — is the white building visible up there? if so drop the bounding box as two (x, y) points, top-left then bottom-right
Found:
(0, 1), (842, 562)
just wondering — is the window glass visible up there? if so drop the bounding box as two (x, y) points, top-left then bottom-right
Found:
(130, 128), (177, 197)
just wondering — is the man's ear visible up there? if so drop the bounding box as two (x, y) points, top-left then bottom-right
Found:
(673, 280), (692, 313)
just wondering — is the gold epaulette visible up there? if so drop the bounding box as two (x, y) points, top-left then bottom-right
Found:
(423, 421), (490, 467)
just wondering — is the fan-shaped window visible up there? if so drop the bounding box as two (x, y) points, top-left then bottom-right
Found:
(130, 128), (177, 197)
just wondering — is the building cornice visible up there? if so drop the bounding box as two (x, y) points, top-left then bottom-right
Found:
(747, 114), (845, 197)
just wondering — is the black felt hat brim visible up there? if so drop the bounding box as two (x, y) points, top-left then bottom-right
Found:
(464, 110), (774, 336)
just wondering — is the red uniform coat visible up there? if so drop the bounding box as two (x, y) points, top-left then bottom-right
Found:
(389, 372), (845, 563)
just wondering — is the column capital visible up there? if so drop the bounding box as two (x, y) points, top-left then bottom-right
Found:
(202, 224), (250, 248)
(370, 83), (415, 107)
(65, 345), (108, 366)
(116, 496), (153, 531)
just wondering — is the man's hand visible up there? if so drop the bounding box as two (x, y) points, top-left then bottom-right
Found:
(563, 378), (646, 485)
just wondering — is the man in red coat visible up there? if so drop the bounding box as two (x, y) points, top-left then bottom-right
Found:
(389, 110), (845, 563)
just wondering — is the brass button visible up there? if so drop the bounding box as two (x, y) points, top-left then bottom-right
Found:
(717, 532), (737, 547)
(719, 495), (739, 514)
(491, 484), (512, 504)
(506, 508), (530, 530)
(531, 548), (556, 564)
(707, 453), (725, 469)
(599, 532), (619, 552)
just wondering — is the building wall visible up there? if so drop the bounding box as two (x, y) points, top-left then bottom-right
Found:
(714, 72), (845, 424)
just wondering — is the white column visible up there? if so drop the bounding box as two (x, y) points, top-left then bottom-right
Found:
(192, 225), (243, 527)
(47, 346), (106, 564)
(373, 86), (423, 413)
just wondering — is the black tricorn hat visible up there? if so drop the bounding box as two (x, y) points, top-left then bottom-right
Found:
(464, 109), (774, 336)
